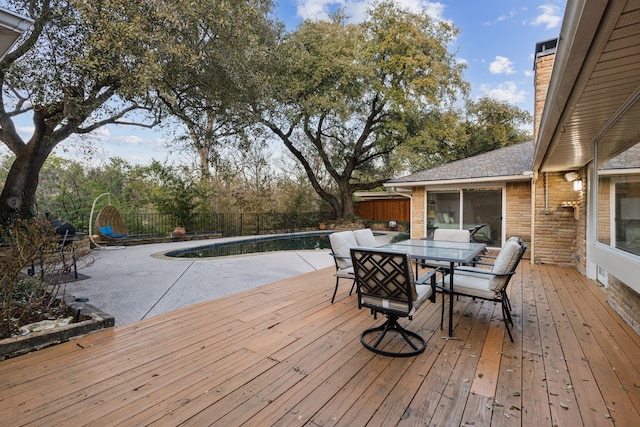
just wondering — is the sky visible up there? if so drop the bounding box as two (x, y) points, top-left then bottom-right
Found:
(14, 0), (566, 166)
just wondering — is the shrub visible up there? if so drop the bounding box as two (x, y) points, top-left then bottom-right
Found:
(0, 218), (90, 339)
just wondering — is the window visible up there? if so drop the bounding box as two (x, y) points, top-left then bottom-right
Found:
(596, 137), (640, 256)
(427, 191), (459, 229)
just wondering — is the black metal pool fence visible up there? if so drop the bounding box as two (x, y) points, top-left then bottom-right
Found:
(71, 211), (335, 239)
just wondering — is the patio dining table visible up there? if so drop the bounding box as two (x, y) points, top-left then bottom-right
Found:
(381, 239), (487, 337)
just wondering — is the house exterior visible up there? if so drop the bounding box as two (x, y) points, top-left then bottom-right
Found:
(0, 6), (32, 59)
(385, 142), (534, 249)
(386, 0), (640, 335)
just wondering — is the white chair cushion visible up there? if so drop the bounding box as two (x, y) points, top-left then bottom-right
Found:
(489, 238), (521, 291)
(433, 229), (470, 242)
(353, 228), (378, 247)
(360, 281), (432, 315)
(330, 231), (358, 269)
(336, 266), (354, 278)
(445, 271), (497, 300)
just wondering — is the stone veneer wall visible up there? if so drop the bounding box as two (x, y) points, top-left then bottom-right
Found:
(505, 181), (532, 249)
(608, 275), (640, 335)
(533, 172), (579, 266)
(411, 187), (425, 240)
(534, 47), (554, 145)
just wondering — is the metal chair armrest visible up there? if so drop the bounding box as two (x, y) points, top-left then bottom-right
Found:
(415, 267), (440, 285)
(329, 252), (351, 260)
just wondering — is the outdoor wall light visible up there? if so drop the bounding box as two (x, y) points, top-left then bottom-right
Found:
(564, 171), (580, 182)
(563, 171), (583, 191)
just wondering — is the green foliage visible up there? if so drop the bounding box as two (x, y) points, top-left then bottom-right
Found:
(391, 232), (410, 243)
(145, 161), (203, 220)
(257, 1), (468, 218)
(0, 0), (281, 221)
(155, 0), (279, 178)
(459, 97), (532, 157)
(396, 97), (533, 173)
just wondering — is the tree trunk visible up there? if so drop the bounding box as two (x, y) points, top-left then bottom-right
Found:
(196, 144), (211, 179)
(0, 143), (52, 223)
(341, 191), (355, 218)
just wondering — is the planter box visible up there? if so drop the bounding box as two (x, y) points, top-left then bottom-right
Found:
(0, 295), (114, 360)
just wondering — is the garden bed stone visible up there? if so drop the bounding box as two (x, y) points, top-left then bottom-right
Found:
(0, 294), (114, 360)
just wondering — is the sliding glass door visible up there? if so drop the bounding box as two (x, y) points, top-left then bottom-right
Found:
(426, 188), (502, 247)
(462, 189), (502, 246)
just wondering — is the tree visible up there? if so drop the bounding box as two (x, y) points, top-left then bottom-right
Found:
(252, 2), (467, 218)
(394, 97), (533, 173)
(0, 0), (254, 223)
(456, 97), (532, 158)
(144, 161), (204, 224)
(392, 108), (466, 173)
(154, 0), (279, 180)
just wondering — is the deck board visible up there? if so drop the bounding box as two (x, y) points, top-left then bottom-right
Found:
(1, 262), (639, 426)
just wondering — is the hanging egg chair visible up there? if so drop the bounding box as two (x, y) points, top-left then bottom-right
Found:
(89, 193), (128, 248)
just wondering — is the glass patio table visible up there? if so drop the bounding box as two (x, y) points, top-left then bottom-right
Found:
(381, 239), (487, 337)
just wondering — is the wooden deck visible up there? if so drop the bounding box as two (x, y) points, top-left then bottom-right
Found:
(1, 261), (640, 426)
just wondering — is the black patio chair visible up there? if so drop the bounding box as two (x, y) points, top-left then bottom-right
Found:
(350, 247), (440, 357)
(441, 237), (526, 342)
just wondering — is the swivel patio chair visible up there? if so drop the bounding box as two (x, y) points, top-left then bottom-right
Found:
(350, 247), (439, 357)
(441, 237), (526, 342)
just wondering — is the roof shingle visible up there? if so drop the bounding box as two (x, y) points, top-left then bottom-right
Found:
(388, 141), (534, 184)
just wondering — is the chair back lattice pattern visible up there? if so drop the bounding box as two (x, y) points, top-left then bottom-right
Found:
(351, 248), (416, 316)
(95, 205), (128, 237)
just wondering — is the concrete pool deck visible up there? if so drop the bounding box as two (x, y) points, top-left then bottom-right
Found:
(66, 233), (393, 326)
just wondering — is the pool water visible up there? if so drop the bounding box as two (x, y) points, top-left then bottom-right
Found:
(165, 233), (333, 258)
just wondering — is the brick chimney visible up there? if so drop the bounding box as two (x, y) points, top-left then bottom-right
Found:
(533, 38), (557, 145)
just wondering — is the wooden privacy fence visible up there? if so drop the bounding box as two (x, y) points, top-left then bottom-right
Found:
(354, 199), (410, 222)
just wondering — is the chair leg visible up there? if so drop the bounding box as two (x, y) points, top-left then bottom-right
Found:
(331, 278), (355, 303)
(503, 292), (512, 313)
(502, 302), (514, 342)
(331, 277), (340, 303)
(360, 315), (426, 357)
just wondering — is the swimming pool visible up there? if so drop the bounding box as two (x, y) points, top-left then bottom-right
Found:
(164, 232), (333, 258)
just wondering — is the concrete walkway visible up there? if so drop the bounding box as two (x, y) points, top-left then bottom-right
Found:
(65, 233), (391, 326)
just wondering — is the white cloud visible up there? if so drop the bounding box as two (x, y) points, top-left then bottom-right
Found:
(16, 125), (34, 141)
(295, 0), (447, 23)
(530, 4), (562, 30)
(484, 9), (517, 26)
(489, 56), (515, 75)
(496, 9), (517, 22)
(296, 0), (335, 21)
(479, 81), (527, 104)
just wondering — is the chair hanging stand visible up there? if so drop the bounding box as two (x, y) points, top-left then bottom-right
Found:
(89, 193), (127, 250)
